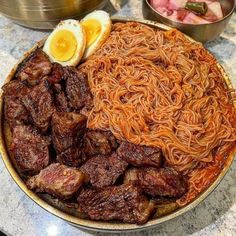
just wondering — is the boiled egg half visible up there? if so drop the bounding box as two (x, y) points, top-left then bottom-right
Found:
(43, 19), (86, 66)
(81, 10), (111, 59)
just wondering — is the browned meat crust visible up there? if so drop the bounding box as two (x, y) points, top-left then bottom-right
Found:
(10, 125), (51, 174)
(138, 167), (187, 197)
(2, 80), (30, 129)
(64, 67), (92, 111)
(47, 63), (70, 112)
(57, 144), (86, 167)
(27, 163), (85, 199)
(51, 112), (86, 153)
(123, 167), (187, 198)
(80, 153), (128, 188)
(52, 112), (87, 167)
(21, 80), (55, 133)
(47, 63), (64, 85)
(83, 130), (118, 157)
(16, 48), (52, 86)
(52, 83), (70, 112)
(77, 184), (155, 224)
(2, 80), (29, 99)
(117, 142), (162, 168)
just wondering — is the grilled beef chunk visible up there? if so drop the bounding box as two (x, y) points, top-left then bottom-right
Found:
(2, 80), (30, 129)
(52, 83), (70, 112)
(10, 125), (50, 174)
(4, 99), (29, 129)
(27, 163), (85, 199)
(117, 142), (162, 168)
(51, 112), (86, 153)
(47, 63), (64, 84)
(21, 80), (54, 133)
(47, 63), (70, 112)
(2, 80), (29, 98)
(65, 67), (92, 111)
(16, 48), (52, 86)
(123, 168), (139, 184)
(83, 130), (118, 157)
(80, 153), (128, 188)
(138, 167), (187, 198)
(57, 144), (86, 167)
(124, 167), (187, 198)
(77, 184), (155, 224)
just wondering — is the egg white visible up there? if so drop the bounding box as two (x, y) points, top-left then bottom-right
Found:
(43, 19), (86, 66)
(81, 10), (111, 60)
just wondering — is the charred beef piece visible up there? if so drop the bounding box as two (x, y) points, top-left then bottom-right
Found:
(52, 112), (87, 167)
(57, 144), (86, 167)
(27, 163), (85, 199)
(16, 48), (52, 86)
(47, 63), (64, 84)
(51, 112), (86, 153)
(21, 80), (55, 133)
(117, 142), (162, 168)
(52, 83), (70, 112)
(64, 67), (92, 111)
(46, 63), (70, 112)
(138, 167), (187, 198)
(77, 184), (155, 224)
(83, 130), (118, 157)
(4, 99), (29, 130)
(10, 125), (51, 174)
(2, 80), (29, 98)
(2, 80), (30, 129)
(80, 153), (128, 188)
(123, 167), (187, 198)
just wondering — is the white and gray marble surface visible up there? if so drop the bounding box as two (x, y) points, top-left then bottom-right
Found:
(0, 1), (236, 236)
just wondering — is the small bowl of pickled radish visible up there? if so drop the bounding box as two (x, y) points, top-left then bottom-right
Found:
(142, 0), (235, 42)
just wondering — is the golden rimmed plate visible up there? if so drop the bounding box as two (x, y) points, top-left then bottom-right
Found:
(0, 17), (236, 233)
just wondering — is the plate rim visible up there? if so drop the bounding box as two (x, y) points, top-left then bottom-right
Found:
(0, 16), (235, 232)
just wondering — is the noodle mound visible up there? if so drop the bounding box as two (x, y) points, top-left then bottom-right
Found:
(79, 22), (236, 205)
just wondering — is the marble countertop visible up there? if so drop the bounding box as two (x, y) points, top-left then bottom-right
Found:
(0, 1), (236, 236)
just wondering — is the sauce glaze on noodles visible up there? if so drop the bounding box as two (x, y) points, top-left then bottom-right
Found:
(79, 22), (236, 206)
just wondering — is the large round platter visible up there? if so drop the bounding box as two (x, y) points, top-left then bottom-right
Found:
(0, 17), (235, 233)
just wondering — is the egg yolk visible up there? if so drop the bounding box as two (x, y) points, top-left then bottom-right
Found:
(81, 19), (101, 48)
(50, 30), (77, 61)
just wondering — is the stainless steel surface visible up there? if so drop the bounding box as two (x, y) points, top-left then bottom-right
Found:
(0, 17), (235, 232)
(142, 0), (235, 43)
(0, 0), (108, 29)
